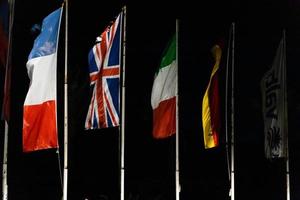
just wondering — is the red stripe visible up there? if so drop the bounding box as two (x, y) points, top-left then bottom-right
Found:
(96, 80), (106, 127)
(100, 29), (108, 61)
(152, 97), (176, 139)
(102, 67), (119, 76)
(94, 30), (108, 127)
(104, 90), (117, 126)
(23, 100), (58, 152)
(94, 43), (106, 127)
(90, 73), (99, 83)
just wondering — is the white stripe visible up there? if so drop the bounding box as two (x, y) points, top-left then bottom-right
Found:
(93, 84), (99, 127)
(93, 45), (101, 71)
(103, 78), (119, 126)
(151, 60), (177, 109)
(24, 53), (57, 105)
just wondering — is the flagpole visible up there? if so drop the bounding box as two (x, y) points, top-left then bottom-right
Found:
(120, 6), (126, 200)
(175, 19), (180, 200)
(283, 30), (290, 200)
(2, 121), (8, 200)
(2, 0), (15, 199)
(286, 135), (290, 200)
(230, 22), (235, 200)
(286, 142), (290, 200)
(225, 22), (233, 194)
(63, 0), (69, 199)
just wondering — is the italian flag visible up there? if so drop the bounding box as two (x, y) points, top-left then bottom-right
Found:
(151, 35), (177, 139)
(202, 45), (222, 149)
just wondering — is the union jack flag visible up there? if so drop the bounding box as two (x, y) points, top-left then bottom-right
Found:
(85, 13), (122, 129)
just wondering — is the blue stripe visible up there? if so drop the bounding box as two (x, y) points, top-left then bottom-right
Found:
(92, 109), (98, 129)
(107, 21), (120, 66)
(88, 48), (99, 73)
(106, 109), (112, 127)
(107, 78), (119, 116)
(28, 8), (62, 60)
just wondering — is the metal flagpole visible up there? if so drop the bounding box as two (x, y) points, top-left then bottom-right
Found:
(2, 121), (8, 200)
(175, 19), (180, 200)
(63, 0), (69, 199)
(2, 0), (15, 199)
(225, 22), (233, 196)
(230, 22), (235, 200)
(286, 137), (290, 200)
(120, 6), (126, 200)
(283, 30), (290, 200)
(286, 130), (290, 200)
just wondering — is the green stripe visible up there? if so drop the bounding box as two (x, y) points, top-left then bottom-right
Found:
(158, 34), (176, 71)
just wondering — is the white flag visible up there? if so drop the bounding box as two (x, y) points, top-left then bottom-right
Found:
(261, 37), (287, 159)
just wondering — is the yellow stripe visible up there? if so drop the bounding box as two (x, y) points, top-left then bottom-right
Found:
(202, 45), (221, 149)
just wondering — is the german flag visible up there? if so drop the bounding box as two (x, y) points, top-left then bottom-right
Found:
(202, 44), (222, 149)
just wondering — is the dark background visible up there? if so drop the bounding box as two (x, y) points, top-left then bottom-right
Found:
(1, 0), (300, 199)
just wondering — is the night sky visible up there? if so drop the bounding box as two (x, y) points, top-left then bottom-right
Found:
(1, 0), (300, 199)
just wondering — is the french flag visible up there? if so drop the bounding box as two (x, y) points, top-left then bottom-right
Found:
(23, 7), (62, 152)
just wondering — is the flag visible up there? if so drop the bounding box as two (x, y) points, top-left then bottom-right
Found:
(261, 37), (287, 159)
(85, 12), (122, 130)
(151, 35), (177, 139)
(0, 0), (8, 68)
(202, 44), (222, 149)
(23, 7), (63, 152)
(1, 0), (13, 121)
